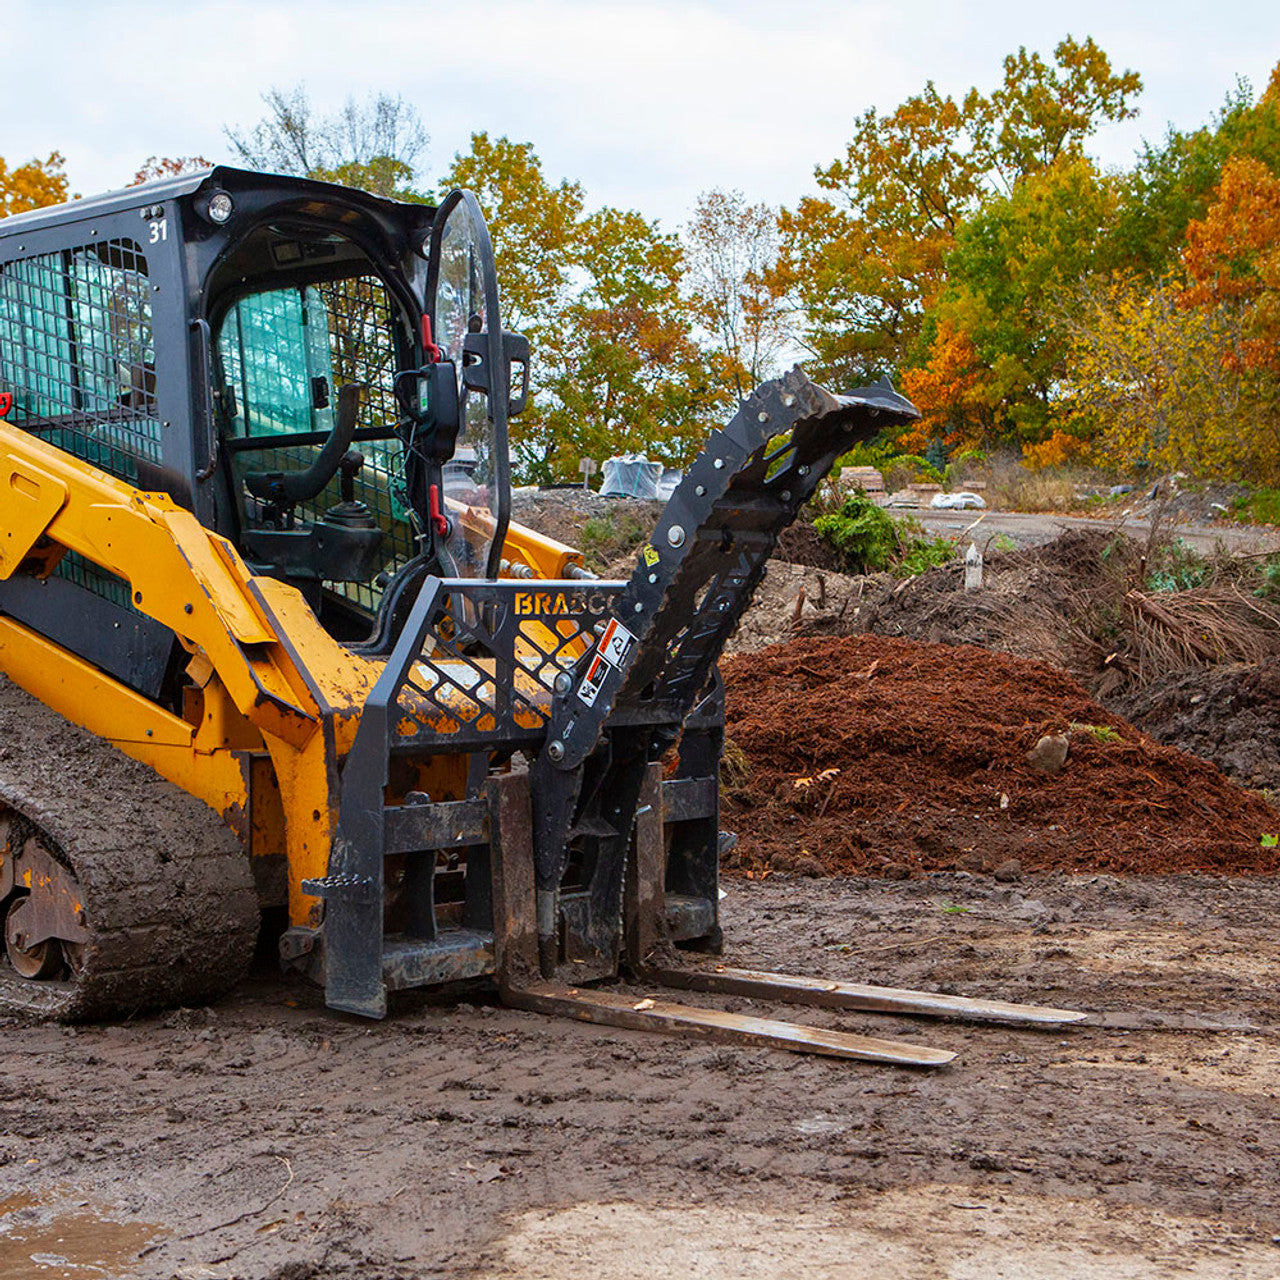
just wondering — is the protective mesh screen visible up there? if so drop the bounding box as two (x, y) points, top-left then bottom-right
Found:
(221, 273), (415, 613)
(0, 239), (159, 610)
(0, 239), (160, 483)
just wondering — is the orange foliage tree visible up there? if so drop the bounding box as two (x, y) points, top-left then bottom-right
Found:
(132, 156), (214, 185)
(1182, 155), (1280, 373)
(899, 320), (993, 453)
(0, 151), (70, 217)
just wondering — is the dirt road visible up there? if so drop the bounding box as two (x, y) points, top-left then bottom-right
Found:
(3, 872), (1279, 1279)
(912, 508), (1280, 556)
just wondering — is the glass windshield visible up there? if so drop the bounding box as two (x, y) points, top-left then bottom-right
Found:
(433, 199), (497, 578)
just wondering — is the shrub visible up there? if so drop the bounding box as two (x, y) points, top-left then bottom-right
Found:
(1146, 539), (1209, 592)
(1232, 488), (1280, 526)
(814, 492), (956, 577)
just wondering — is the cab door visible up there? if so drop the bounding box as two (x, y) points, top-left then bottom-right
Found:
(425, 190), (524, 580)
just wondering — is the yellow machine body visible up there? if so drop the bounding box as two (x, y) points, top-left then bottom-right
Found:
(0, 417), (582, 927)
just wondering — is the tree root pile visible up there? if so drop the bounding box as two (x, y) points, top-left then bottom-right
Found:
(721, 634), (1279, 878)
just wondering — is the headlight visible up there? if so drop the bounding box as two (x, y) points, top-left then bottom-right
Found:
(206, 192), (234, 225)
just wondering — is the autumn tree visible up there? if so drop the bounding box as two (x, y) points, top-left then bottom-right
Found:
(1060, 275), (1279, 481)
(906, 154), (1121, 449)
(437, 133), (584, 336)
(225, 87), (429, 198)
(131, 156), (214, 185)
(532, 207), (727, 481)
(1110, 64), (1280, 276)
(777, 36), (1141, 388)
(435, 135), (721, 483)
(0, 151), (70, 218)
(684, 188), (788, 399)
(1183, 155), (1280, 374)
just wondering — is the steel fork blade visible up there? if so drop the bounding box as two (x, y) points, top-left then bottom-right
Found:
(503, 981), (956, 1067)
(645, 964), (1087, 1026)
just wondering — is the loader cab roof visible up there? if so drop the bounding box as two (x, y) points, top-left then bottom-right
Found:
(0, 165), (437, 249)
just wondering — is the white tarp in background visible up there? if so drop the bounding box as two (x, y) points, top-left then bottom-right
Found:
(600, 453), (664, 499)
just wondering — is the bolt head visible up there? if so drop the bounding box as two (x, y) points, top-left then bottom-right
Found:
(554, 672), (573, 694)
(547, 740), (565, 762)
(667, 525), (686, 548)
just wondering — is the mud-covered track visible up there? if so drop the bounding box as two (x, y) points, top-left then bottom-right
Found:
(0, 676), (259, 1020)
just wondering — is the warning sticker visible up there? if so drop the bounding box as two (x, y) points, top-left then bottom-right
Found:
(577, 654), (608, 706)
(641, 544), (660, 567)
(597, 617), (636, 669)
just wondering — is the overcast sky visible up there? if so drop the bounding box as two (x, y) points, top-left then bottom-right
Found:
(4, 1), (1278, 228)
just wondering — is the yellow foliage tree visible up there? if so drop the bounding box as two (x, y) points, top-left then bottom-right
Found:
(1060, 275), (1279, 482)
(0, 151), (70, 218)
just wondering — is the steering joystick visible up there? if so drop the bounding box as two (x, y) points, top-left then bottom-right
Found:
(326, 449), (377, 531)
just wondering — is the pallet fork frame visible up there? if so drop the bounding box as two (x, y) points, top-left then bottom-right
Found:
(488, 767), (1082, 1068)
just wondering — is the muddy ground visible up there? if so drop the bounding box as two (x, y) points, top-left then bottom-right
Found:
(3, 872), (1280, 1279)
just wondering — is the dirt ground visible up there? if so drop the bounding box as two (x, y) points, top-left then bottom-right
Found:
(3, 872), (1280, 1279)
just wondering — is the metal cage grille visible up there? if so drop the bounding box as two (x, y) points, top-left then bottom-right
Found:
(391, 583), (625, 752)
(0, 238), (160, 483)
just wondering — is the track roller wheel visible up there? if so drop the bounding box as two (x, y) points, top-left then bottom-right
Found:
(4, 894), (65, 980)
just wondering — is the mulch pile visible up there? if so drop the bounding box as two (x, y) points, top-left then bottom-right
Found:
(721, 634), (1279, 878)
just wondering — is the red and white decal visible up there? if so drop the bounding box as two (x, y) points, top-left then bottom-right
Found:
(577, 653), (609, 707)
(596, 617), (636, 669)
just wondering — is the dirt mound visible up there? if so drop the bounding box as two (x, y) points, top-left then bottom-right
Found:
(721, 634), (1279, 879)
(724, 560), (869, 656)
(1111, 663), (1280, 792)
(846, 529), (1280, 789)
(852, 527), (1122, 673)
(773, 520), (852, 572)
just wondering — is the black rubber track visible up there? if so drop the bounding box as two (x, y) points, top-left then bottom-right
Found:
(0, 676), (260, 1020)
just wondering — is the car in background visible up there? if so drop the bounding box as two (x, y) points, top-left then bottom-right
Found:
(930, 491), (987, 510)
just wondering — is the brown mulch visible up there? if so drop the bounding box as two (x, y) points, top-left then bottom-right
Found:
(721, 634), (1279, 879)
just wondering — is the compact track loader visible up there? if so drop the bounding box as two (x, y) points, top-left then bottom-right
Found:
(0, 169), (1082, 1064)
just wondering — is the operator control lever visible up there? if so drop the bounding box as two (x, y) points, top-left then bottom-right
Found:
(325, 449), (377, 531)
(245, 382), (365, 508)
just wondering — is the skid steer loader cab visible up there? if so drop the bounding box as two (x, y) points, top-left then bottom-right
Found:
(196, 174), (523, 636)
(0, 167), (521, 648)
(0, 169), (1086, 1062)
